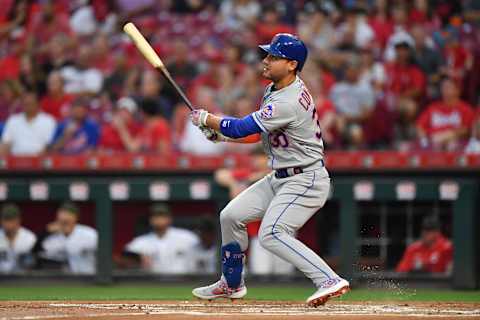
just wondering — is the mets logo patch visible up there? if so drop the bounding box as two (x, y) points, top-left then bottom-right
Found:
(260, 104), (274, 119)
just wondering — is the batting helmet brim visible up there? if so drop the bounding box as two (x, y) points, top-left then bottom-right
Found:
(258, 44), (288, 59)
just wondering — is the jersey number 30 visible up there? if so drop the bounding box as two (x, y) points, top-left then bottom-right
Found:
(298, 90), (322, 139)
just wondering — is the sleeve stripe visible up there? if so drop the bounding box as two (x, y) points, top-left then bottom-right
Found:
(252, 112), (268, 133)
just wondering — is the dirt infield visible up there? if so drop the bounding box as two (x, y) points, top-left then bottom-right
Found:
(1, 300), (479, 320)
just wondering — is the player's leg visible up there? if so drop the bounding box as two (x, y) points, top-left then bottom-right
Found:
(258, 169), (349, 306)
(192, 174), (275, 300)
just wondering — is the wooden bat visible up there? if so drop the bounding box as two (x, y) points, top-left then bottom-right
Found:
(123, 22), (194, 111)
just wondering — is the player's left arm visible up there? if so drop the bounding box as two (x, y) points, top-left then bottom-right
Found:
(193, 110), (263, 140)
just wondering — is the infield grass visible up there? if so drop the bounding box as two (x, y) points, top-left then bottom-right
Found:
(0, 285), (479, 302)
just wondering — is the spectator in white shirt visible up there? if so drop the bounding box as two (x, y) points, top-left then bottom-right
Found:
(40, 202), (97, 274)
(124, 204), (200, 274)
(330, 57), (375, 148)
(0, 91), (56, 156)
(60, 47), (104, 96)
(0, 204), (37, 273)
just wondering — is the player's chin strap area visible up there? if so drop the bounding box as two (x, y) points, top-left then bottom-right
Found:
(221, 242), (245, 289)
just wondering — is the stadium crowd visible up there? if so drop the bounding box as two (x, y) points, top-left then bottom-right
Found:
(0, 0), (480, 155)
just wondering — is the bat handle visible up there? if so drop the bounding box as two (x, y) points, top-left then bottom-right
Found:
(157, 67), (194, 111)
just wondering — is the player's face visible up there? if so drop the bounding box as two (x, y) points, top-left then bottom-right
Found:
(1, 218), (20, 235)
(421, 230), (439, 247)
(262, 54), (297, 81)
(150, 215), (172, 236)
(57, 210), (77, 235)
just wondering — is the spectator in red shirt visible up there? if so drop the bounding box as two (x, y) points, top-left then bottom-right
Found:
(98, 97), (141, 153)
(385, 41), (426, 144)
(416, 77), (475, 150)
(134, 99), (172, 154)
(396, 216), (453, 274)
(40, 71), (74, 120)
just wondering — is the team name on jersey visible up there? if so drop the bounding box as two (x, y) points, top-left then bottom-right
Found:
(431, 112), (461, 127)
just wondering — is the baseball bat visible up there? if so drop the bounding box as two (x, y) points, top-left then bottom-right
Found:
(123, 22), (194, 111)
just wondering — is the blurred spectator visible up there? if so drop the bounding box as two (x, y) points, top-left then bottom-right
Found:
(384, 41), (426, 144)
(41, 33), (74, 75)
(0, 81), (23, 121)
(330, 57), (375, 148)
(189, 219), (217, 274)
(91, 33), (115, 76)
(367, 0), (393, 50)
(27, 0), (72, 45)
(396, 216), (452, 274)
(298, 4), (335, 57)
(166, 39), (198, 94)
(133, 99), (172, 154)
(336, 7), (374, 50)
(39, 202), (97, 274)
(315, 94), (340, 148)
(411, 24), (444, 98)
(358, 48), (386, 94)
(98, 97), (141, 152)
(124, 203), (200, 274)
(0, 91), (56, 156)
(465, 113), (480, 154)
(60, 47), (104, 96)
(0, 204), (36, 273)
(255, 5), (294, 44)
(220, 0), (260, 30)
(137, 70), (173, 120)
(440, 27), (473, 84)
(383, 6), (415, 62)
(18, 54), (45, 95)
(40, 71), (75, 120)
(416, 78), (475, 151)
(50, 98), (100, 154)
(103, 53), (129, 102)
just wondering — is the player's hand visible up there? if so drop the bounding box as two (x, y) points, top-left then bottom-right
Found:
(191, 109), (209, 127)
(200, 126), (220, 143)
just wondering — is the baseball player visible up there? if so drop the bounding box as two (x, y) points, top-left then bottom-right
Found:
(40, 202), (97, 274)
(190, 33), (349, 307)
(0, 204), (37, 273)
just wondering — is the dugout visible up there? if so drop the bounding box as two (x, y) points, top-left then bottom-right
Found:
(0, 152), (478, 289)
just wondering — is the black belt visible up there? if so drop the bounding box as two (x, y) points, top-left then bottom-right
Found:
(274, 159), (324, 179)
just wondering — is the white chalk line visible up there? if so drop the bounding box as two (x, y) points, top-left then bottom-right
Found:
(46, 303), (480, 317)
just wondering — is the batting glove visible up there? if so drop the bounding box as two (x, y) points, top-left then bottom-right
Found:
(191, 109), (209, 127)
(199, 126), (228, 143)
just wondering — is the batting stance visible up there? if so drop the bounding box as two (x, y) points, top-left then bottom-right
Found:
(190, 33), (349, 307)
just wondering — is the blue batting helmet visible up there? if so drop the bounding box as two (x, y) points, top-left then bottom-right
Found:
(259, 33), (308, 72)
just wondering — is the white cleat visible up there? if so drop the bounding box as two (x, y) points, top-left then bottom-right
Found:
(306, 278), (350, 307)
(192, 279), (247, 301)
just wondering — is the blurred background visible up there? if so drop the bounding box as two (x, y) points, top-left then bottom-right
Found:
(0, 0), (479, 290)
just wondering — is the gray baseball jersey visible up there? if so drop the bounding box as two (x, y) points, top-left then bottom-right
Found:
(251, 76), (324, 170)
(216, 76), (339, 289)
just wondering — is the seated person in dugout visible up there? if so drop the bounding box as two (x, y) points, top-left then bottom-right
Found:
(396, 216), (453, 274)
(38, 202), (98, 274)
(0, 204), (37, 273)
(123, 203), (200, 274)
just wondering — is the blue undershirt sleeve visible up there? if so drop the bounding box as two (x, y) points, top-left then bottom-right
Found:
(219, 114), (263, 139)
